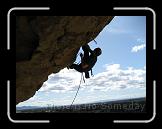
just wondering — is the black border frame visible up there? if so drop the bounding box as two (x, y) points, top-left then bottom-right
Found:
(7, 7), (155, 124)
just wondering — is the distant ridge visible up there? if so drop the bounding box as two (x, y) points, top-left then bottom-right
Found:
(16, 106), (41, 111)
(16, 97), (146, 113)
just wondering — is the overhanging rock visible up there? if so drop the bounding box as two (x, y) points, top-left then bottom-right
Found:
(16, 16), (114, 104)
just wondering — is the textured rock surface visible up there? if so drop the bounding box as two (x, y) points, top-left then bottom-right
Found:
(16, 16), (114, 104)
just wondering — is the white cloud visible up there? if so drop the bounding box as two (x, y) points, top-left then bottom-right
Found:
(131, 44), (146, 53)
(40, 69), (81, 93)
(18, 64), (146, 107)
(39, 64), (146, 93)
(107, 27), (129, 34)
(137, 38), (145, 43)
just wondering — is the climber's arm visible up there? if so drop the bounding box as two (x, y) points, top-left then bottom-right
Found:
(80, 53), (83, 62)
(83, 45), (94, 54)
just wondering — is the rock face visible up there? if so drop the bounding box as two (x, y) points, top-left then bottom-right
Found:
(16, 16), (114, 104)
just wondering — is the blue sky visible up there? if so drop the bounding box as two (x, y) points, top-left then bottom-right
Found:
(17, 16), (146, 107)
(90, 16), (146, 74)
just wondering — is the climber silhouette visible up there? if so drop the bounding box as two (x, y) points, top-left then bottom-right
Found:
(69, 44), (102, 78)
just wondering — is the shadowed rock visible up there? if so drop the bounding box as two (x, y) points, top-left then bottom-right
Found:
(16, 16), (114, 104)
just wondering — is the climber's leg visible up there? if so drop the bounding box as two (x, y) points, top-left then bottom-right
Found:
(85, 71), (90, 78)
(69, 64), (83, 72)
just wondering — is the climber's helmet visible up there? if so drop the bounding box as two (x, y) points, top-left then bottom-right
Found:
(94, 48), (102, 56)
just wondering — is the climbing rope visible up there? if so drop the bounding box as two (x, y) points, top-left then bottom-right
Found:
(74, 52), (81, 64)
(93, 39), (98, 44)
(70, 41), (99, 109)
(70, 72), (84, 109)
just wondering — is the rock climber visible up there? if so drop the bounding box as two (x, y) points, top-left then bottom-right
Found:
(69, 44), (102, 78)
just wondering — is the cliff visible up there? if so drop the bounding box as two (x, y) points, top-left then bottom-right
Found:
(16, 16), (114, 104)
